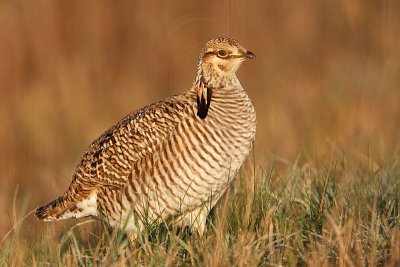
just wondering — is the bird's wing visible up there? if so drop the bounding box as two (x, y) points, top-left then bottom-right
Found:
(36, 94), (196, 220)
(35, 93), (195, 220)
(72, 94), (192, 190)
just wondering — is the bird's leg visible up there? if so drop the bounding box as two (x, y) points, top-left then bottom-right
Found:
(178, 206), (209, 237)
(126, 230), (138, 248)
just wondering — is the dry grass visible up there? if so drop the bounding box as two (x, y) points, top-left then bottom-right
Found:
(1, 156), (400, 266)
(1, 0), (400, 266)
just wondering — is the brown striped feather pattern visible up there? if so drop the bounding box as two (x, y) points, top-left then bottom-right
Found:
(35, 37), (256, 238)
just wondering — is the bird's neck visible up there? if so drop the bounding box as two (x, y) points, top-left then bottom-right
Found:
(193, 64), (240, 90)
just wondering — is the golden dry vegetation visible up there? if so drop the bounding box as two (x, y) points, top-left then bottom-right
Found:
(1, 0), (400, 266)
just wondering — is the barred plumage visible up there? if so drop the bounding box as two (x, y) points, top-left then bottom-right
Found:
(35, 37), (256, 239)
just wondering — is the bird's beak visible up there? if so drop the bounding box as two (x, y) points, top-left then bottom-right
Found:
(245, 51), (256, 59)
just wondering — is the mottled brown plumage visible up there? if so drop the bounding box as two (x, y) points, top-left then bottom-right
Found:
(36, 37), (256, 239)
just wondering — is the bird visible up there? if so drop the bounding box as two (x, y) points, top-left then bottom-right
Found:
(35, 37), (256, 241)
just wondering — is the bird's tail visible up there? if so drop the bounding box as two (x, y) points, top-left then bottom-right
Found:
(35, 196), (71, 221)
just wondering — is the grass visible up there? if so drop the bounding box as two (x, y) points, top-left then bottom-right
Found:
(1, 152), (400, 266)
(1, 1), (400, 266)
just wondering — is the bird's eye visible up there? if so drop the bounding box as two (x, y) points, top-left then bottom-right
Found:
(217, 50), (228, 57)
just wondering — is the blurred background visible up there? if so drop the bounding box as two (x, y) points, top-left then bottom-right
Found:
(1, 0), (399, 236)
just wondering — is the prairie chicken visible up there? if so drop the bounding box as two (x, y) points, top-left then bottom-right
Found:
(36, 37), (256, 239)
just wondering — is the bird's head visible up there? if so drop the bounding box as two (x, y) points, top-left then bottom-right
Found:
(195, 37), (255, 88)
